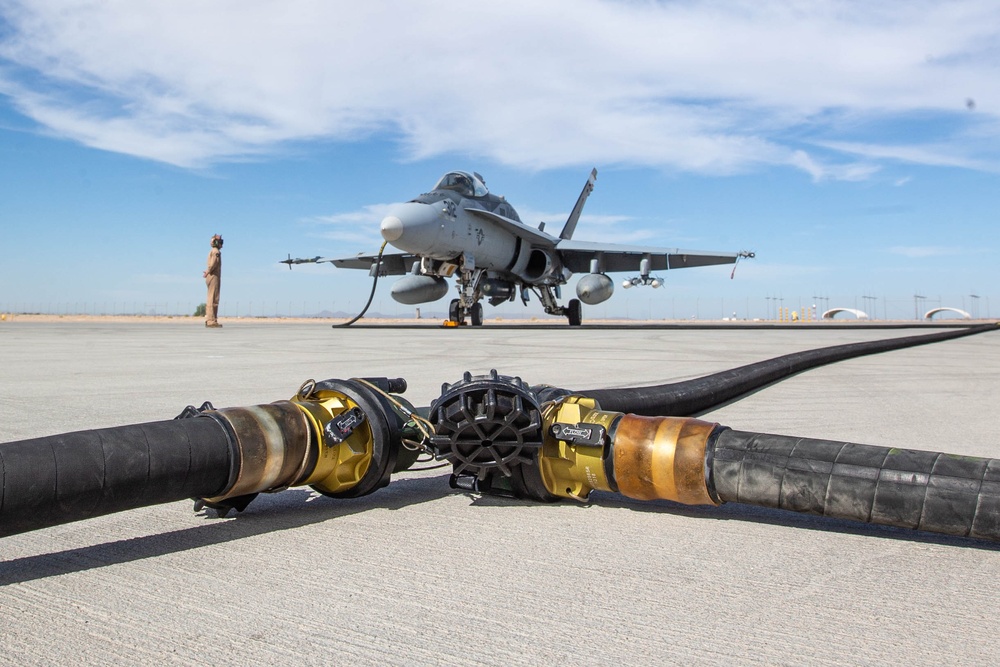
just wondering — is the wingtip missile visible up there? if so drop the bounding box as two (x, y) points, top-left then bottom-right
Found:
(280, 254), (322, 269)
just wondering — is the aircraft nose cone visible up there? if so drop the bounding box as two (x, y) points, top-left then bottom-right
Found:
(380, 216), (403, 242)
(377, 202), (442, 254)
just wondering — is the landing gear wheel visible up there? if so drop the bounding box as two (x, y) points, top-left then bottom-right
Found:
(448, 299), (464, 325)
(566, 298), (582, 326)
(470, 302), (484, 327)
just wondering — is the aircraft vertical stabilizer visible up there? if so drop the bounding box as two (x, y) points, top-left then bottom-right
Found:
(559, 168), (597, 240)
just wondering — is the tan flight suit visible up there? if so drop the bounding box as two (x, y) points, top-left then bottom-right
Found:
(205, 245), (222, 326)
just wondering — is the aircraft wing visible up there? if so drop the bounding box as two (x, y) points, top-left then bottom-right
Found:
(281, 251), (418, 276)
(464, 207), (558, 246)
(555, 240), (749, 274)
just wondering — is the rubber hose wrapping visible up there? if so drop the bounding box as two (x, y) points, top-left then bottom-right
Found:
(0, 417), (232, 537)
(579, 324), (997, 417)
(710, 429), (1000, 540)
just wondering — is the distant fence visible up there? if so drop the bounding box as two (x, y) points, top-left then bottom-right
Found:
(0, 302), (342, 318)
(1, 302), (202, 317)
(0, 296), (992, 321)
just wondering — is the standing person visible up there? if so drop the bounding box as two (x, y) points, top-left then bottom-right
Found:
(203, 234), (223, 328)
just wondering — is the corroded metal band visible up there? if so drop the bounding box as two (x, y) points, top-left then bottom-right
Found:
(205, 401), (312, 501)
(612, 415), (719, 506)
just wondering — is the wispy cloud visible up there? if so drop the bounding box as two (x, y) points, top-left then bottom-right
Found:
(509, 205), (660, 243)
(818, 140), (1000, 172)
(304, 204), (393, 246)
(573, 214), (663, 244)
(516, 206), (634, 228)
(888, 246), (964, 258)
(310, 204), (394, 227)
(0, 0), (998, 177)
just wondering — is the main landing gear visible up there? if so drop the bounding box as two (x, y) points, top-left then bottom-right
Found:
(447, 269), (583, 327)
(450, 297), (579, 326)
(535, 284), (583, 326)
(565, 299), (582, 326)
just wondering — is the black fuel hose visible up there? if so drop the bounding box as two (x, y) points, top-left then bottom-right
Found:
(0, 417), (231, 537)
(338, 241), (387, 327)
(572, 324), (997, 416)
(708, 428), (1000, 540)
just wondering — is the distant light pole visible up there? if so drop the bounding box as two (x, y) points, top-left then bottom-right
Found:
(861, 295), (878, 320)
(765, 296), (773, 320)
(913, 294), (926, 320)
(969, 294), (980, 319)
(812, 295), (830, 317)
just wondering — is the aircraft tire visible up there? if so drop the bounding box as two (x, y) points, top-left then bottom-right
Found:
(567, 299), (582, 326)
(448, 299), (463, 324)
(470, 302), (484, 326)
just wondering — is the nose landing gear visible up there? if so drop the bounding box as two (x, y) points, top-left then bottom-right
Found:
(448, 298), (462, 325)
(448, 299), (485, 326)
(447, 268), (487, 327)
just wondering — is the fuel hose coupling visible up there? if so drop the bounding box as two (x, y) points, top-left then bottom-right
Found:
(195, 377), (420, 513)
(425, 372), (724, 505)
(539, 396), (722, 506)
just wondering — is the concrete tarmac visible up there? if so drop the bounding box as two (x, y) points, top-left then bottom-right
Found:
(2, 319), (999, 666)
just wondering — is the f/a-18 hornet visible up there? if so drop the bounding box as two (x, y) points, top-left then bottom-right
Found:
(283, 169), (753, 325)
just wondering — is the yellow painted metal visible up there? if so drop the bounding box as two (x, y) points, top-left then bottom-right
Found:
(538, 396), (617, 500)
(290, 387), (375, 495)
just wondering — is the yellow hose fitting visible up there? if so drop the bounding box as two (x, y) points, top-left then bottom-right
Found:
(539, 396), (619, 501)
(612, 415), (720, 506)
(289, 382), (377, 495)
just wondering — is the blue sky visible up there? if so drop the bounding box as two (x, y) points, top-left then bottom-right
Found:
(0, 0), (997, 320)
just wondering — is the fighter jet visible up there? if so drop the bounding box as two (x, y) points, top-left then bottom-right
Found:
(282, 169), (752, 325)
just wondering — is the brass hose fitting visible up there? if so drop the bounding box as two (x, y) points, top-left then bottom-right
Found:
(611, 414), (719, 506)
(540, 395), (721, 506)
(538, 396), (617, 500)
(290, 380), (383, 495)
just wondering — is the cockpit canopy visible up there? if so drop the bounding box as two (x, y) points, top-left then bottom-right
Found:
(433, 171), (488, 198)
